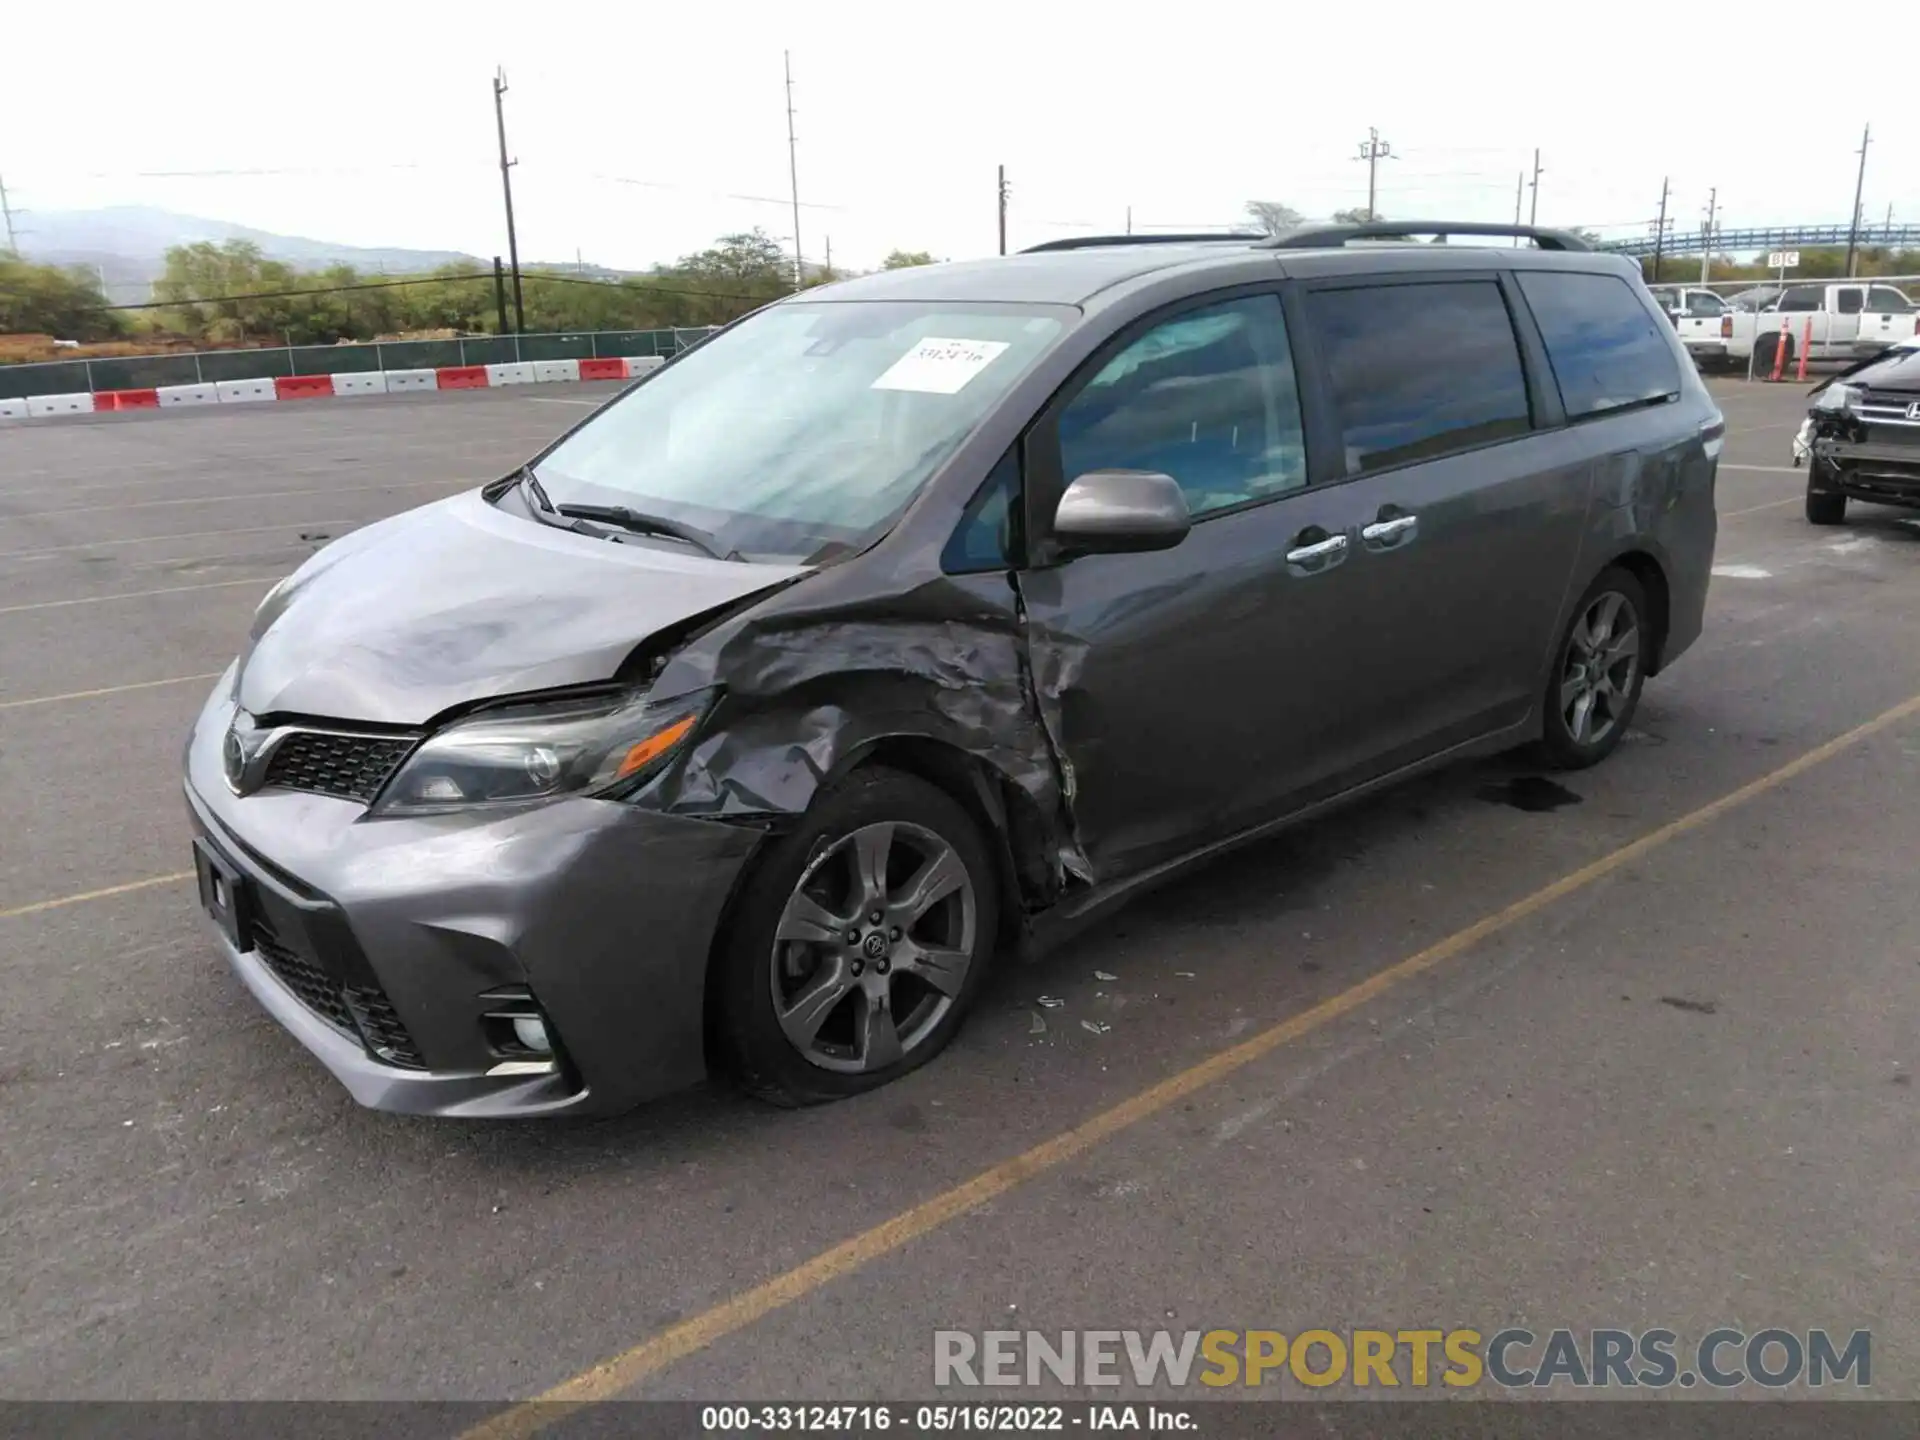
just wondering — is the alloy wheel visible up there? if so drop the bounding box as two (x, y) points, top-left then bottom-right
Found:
(769, 821), (977, 1074)
(1560, 590), (1640, 748)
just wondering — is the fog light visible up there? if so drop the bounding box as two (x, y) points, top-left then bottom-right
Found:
(510, 1014), (552, 1054)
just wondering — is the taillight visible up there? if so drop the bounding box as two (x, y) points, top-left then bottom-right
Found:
(1720, 315), (1733, 338)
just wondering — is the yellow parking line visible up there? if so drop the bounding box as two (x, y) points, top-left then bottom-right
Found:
(463, 685), (1920, 1437)
(0, 871), (194, 922)
(0, 673), (223, 711)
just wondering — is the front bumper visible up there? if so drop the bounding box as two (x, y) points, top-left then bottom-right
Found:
(1808, 435), (1920, 511)
(183, 677), (764, 1117)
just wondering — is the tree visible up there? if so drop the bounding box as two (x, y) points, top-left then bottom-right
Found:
(1331, 207), (1376, 225)
(1568, 227), (1601, 246)
(1243, 201), (1303, 236)
(882, 249), (937, 269)
(0, 257), (121, 340)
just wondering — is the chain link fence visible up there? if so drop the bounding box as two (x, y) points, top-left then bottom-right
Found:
(0, 327), (719, 401)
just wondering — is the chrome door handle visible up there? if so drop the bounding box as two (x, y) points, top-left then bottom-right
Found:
(1284, 533), (1349, 574)
(1361, 513), (1419, 549)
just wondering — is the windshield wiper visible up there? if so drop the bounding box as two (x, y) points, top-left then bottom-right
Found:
(555, 504), (740, 562)
(517, 464), (556, 515)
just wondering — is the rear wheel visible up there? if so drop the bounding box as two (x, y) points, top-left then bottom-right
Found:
(1805, 462), (1847, 525)
(1539, 567), (1648, 770)
(713, 767), (999, 1106)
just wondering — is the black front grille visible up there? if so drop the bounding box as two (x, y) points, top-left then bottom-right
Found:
(252, 918), (427, 1069)
(262, 731), (415, 804)
(343, 987), (427, 1068)
(253, 925), (357, 1033)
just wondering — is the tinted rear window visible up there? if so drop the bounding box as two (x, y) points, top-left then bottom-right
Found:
(1305, 281), (1532, 475)
(1517, 272), (1681, 421)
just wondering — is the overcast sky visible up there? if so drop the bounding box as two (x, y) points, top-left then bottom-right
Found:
(5, 1), (1912, 273)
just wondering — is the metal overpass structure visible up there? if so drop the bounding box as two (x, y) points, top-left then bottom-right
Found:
(1597, 223), (1920, 259)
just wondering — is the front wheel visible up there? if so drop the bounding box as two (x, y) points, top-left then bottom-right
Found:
(1805, 463), (1847, 525)
(712, 766), (999, 1106)
(1539, 568), (1649, 770)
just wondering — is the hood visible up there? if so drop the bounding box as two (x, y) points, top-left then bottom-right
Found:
(1857, 346), (1920, 394)
(237, 490), (809, 725)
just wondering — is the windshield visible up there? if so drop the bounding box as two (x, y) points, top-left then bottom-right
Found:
(532, 300), (1068, 562)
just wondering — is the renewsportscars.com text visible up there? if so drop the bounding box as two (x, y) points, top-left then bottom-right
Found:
(933, 1327), (1871, 1391)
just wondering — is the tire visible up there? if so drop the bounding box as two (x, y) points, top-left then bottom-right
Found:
(712, 766), (1000, 1106)
(1805, 464), (1847, 525)
(1753, 335), (1778, 377)
(1539, 567), (1650, 771)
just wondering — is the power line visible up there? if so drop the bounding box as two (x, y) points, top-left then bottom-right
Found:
(80, 268), (778, 314)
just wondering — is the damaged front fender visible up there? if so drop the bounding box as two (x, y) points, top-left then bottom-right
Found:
(634, 565), (1093, 902)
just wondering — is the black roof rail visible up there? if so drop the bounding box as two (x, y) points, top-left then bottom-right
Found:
(1261, 220), (1592, 252)
(1020, 232), (1265, 254)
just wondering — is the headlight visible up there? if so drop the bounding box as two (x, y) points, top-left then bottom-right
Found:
(1814, 383), (1858, 413)
(372, 688), (714, 816)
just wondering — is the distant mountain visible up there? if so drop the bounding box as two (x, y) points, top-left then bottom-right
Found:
(19, 206), (480, 304)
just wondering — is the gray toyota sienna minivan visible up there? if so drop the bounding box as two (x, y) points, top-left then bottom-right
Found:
(183, 222), (1721, 1118)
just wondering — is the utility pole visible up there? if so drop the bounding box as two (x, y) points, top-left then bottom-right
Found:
(1651, 176), (1670, 283)
(492, 256), (510, 335)
(997, 165), (1009, 255)
(1844, 122), (1870, 278)
(1354, 128), (1395, 222)
(1125, 204), (1132, 236)
(492, 68), (525, 334)
(784, 51), (804, 289)
(824, 236), (832, 277)
(1700, 187), (1717, 284)
(1527, 148), (1544, 227)
(1512, 171), (1523, 246)
(0, 173), (19, 254)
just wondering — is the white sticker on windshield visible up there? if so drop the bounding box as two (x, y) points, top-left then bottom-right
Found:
(870, 337), (1011, 395)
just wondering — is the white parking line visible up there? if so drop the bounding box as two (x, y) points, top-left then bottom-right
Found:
(0, 577), (276, 616)
(1722, 464), (1798, 474)
(0, 520), (360, 562)
(524, 397), (602, 406)
(0, 477), (466, 523)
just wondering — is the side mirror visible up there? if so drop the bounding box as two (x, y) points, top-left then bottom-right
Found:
(1051, 470), (1191, 555)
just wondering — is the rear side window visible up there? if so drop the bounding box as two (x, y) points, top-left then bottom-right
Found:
(1778, 287), (1822, 312)
(1305, 281), (1531, 475)
(1517, 272), (1681, 421)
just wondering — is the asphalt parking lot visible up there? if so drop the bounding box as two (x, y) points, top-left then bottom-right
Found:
(2, 377), (1916, 1406)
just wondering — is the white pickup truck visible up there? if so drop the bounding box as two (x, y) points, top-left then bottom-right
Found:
(1647, 285), (1734, 367)
(1722, 281), (1919, 372)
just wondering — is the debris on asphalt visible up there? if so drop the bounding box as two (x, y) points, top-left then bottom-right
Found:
(1660, 996), (1718, 1015)
(1036, 995), (1065, 1009)
(1081, 1020), (1111, 1036)
(1093, 970), (1118, 982)
(1174, 971), (1195, 978)
(1028, 1012), (1047, 1036)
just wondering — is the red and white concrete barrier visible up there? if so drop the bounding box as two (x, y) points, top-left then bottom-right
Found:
(2, 350), (668, 421)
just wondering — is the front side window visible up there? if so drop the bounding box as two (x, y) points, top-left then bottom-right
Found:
(1868, 286), (1913, 314)
(1305, 281), (1532, 475)
(1517, 271), (1681, 421)
(532, 301), (1066, 562)
(1055, 294), (1306, 519)
(1835, 288), (1865, 315)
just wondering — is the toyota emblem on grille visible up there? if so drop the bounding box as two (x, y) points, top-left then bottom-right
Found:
(223, 713), (256, 793)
